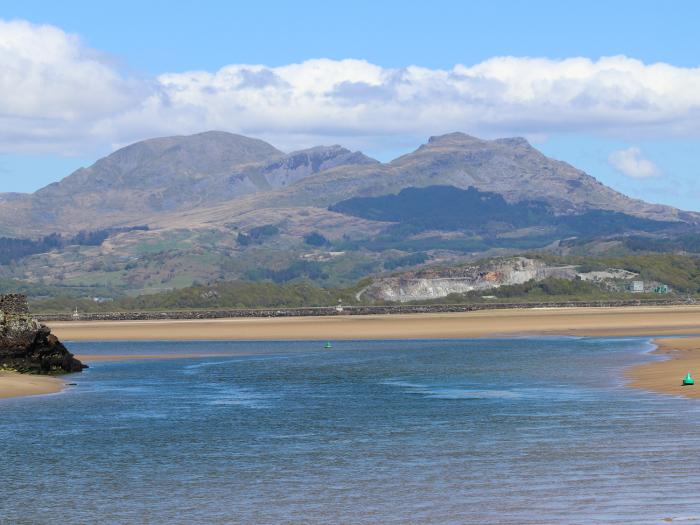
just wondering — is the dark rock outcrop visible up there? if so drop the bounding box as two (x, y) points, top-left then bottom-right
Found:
(0, 294), (86, 374)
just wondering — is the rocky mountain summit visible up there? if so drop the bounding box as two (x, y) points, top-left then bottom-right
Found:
(0, 294), (85, 374)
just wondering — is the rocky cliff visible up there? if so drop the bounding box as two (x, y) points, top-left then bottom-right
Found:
(0, 294), (85, 374)
(360, 257), (577, 303)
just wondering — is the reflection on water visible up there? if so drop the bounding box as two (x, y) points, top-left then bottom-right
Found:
(2, 338), (699, 524)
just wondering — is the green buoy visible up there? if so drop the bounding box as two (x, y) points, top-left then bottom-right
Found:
(324, 342), (333, 349)
(683, 372), (695, 386)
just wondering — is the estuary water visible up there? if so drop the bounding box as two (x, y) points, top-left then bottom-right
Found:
(2, 338), (700, 524)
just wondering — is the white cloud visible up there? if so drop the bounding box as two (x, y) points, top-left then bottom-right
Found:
(3, 19), (700, 156)
(608, 147), (661, 178)
(0, 20), (149, 154)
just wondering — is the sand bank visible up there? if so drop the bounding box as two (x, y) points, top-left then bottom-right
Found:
(48, 305), (700, 342)
(627, 337), (700, 398)
(0, 371), (64, 399)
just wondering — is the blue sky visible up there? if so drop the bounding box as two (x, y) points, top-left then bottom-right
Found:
(6, 0), (700, 71)
(1, 0), (700, 209)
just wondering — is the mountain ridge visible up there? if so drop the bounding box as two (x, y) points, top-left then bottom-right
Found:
(0, 130), (692, 238)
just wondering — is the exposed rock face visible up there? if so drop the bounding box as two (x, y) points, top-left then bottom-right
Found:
(236, 145), (377, 189)
(361, 257), (577, 303)
(0, 294), (85, 374)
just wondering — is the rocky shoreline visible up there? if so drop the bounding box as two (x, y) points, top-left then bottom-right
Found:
(0, 294), (85, 374)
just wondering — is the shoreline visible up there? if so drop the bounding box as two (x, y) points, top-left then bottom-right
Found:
(626, 337), (700, 398)
(0, 371), (65, 399)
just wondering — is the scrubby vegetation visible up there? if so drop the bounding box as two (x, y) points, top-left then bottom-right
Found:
(0, 226), (149, 265)
(303, 232), (330, 247)
(619, 234), (700, 253)
(331, 185), (678, 238)
(534, 253), (700, 293)
(245, 260), (329, 283)
(236, 224), (279, 246)
(383, 252), (428, 270)
(30, 279), (364, 313)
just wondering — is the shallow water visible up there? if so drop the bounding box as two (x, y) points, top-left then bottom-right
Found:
(2, 337), (700, 524)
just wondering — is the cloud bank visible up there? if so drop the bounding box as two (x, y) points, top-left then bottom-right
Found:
(608, 147), (661, 178)
(3, 19), (700, 155)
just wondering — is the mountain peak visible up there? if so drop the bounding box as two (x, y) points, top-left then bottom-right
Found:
(39, 130), (283, 193)
(426, 133), (533, 150)
(426, 132), (483, 146)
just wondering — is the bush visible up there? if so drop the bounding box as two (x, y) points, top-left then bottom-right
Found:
(304, 232), (330, 247)
(384, 252), (428, 270)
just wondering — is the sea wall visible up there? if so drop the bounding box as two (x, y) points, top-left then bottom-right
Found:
(37, 298), (689, 322)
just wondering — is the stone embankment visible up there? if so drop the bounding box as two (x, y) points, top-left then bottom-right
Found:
(38, 298), (691, 322)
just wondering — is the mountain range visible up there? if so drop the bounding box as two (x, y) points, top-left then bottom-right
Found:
(1, 131), (697, 298)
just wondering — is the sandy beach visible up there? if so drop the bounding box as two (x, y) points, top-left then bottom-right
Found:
(48, 305), (700, 341)
(0, 371), (64, 399)
(626, 337), (700, 398)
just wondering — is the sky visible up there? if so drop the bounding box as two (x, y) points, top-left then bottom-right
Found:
(1, 0), (700, 209)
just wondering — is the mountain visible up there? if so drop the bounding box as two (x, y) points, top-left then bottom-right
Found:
(0, 131), (281, 234)
(237, 132), (685, 221)
(0, 132), (381, 236)
(1, 131), (698, 298)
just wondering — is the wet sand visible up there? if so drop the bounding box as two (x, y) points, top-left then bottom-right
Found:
(48, 305), (700, 341)
(627, 337), (700, 398)
(0, 371), (64, 399)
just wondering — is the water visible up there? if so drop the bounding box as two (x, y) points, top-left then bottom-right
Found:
(2, 337), (700, 524)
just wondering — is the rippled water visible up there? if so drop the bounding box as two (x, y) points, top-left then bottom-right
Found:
(2, 337), (700, 524)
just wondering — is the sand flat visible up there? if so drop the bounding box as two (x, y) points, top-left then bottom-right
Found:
(627, 337), (700, 398)
(0, 371), (64, 399)
(48, 305), (700, 341)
